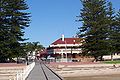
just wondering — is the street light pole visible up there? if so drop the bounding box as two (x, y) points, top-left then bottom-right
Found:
(65, 41), (67, 62)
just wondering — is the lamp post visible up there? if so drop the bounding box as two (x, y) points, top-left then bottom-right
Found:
(65, 41), (67, 62)
(71, 40), (75, 56)
(61, 49), (63, 62)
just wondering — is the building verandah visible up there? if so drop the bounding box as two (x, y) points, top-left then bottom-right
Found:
(47, 47), (94, 62)
(47, 46), (82, 62)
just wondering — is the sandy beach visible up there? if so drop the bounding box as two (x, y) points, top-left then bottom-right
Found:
(0, 63), (26, 67)
(64, 74), (120, 80)
(47, 62), (120, 80)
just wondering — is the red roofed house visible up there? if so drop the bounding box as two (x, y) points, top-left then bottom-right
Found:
(47, 35), (83, 62)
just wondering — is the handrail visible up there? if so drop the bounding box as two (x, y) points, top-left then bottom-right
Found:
(40, 60), (63, 80)
(22, 62), (35, 80)
(40, 61), (49, 80)
(43, 63), (63, 80)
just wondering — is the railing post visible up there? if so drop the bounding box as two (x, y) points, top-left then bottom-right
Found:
(14, 76), (16, 80)
(21, 70), (23, 80)
(16, 71), (19, 80)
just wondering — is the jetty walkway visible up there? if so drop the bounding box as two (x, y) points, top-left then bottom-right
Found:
(26, 60), (63, 80)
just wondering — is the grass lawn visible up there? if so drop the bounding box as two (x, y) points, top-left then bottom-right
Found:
(103, 60), (120, 64)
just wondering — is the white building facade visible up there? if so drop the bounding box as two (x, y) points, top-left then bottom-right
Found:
(47, 35), (83, 62)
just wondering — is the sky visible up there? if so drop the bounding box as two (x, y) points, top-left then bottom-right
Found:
(25, 0), (120, 47)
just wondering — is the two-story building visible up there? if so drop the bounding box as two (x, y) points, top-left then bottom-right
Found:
(47, 35), (83, 62)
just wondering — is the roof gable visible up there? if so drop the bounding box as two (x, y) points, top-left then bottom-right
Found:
(51, 38), (81, 45)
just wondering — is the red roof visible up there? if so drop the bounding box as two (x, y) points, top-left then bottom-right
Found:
(51, 38), (81, 45)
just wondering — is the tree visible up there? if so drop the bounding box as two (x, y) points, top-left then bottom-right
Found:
(114, 10), (120, 54)
(24, 42), (44, 54)
(24, 42), (44, 62)
(106, 2), (116, 61)
(77, 0), (110, 61)
(0, 0), (30, 62)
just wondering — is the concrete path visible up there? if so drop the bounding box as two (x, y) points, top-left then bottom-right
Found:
(26, 60), (46, 80)
(26, 60), (63, 80)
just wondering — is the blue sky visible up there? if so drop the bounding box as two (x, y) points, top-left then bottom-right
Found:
(25, 0), (120, 47)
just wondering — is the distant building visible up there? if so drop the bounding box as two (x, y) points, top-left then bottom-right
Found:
(47, 35), (83, 62)
(39, 49), (48, 58)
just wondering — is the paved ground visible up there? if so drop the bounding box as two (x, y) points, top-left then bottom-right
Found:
(26, 60), (63, 80)
(26, 61), (46, 80)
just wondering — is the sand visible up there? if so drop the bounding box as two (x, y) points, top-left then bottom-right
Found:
(56, 66), (120, 77)
(64, 74), (120, 80)
(48, 62), (120, 80)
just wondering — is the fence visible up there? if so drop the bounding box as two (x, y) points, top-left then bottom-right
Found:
(0, 62), (35, 80)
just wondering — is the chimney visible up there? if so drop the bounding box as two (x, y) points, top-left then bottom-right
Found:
(62, 34), (64, 41)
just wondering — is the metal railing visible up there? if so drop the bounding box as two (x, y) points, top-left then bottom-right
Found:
(39, 60), (63, 80)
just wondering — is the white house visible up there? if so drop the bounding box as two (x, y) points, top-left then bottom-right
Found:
(47, 35), (83, 62)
